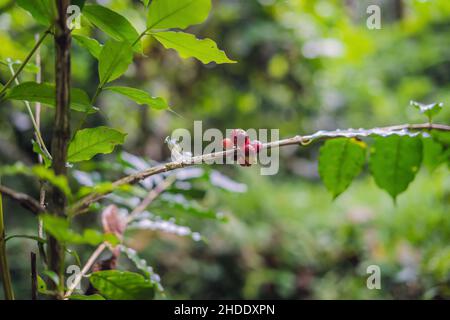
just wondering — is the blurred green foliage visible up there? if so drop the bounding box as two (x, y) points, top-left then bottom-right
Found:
(0, 0), (449, 299)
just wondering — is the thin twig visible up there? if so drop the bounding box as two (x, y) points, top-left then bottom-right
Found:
(128, 174), (177, 222)
(63, 243), (106, 298)
(0, 185), (44, 215)
(70, 122), (450, 215)
(35, 33), (48, 266)
(0, 186), (14, 299)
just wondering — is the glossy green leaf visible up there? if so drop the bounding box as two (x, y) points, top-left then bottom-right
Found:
(32, 166), (71, 197)
(105, 86), (169, 110)
(147, 0), (211, 30)
(318, 138), (367, 199)
(153, 31), (236, 64)
(89, 270), (155, 300)
(69, 294), (105, 300)
(5, 82), (96, 113)
(98, 40), (134, 86)
(37, 276), (47, 294)
(410, 101), (443, 122)
(73, 34), (103, 59)
(369, 135), (423, 201)
(17, 0), (56, 26)
(68, 126), (127, 163)
(83, 4), (141, 52)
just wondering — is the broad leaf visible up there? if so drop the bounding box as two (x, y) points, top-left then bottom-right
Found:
(98, 40), (134, 86)
(318, 138), (366, 199)
(147, 0), (211, 30)
(83, 4), (141, 52)
(5, 82), (96, 113)
(423, 137), (445, 171)
(17, 0), (56, 26)
(153, 31), (236, 64)
(68, 126), (127, 163)
(73, 34), (103, 59)
(31, 140), (52, 168)
(410, 100), (443, 122)
(89, 270), (155, 300)
(0, 60), (40, 74)
(41, 214), (119, 246)
(105, 86), (169, 110)
(369, 135), (423, 201)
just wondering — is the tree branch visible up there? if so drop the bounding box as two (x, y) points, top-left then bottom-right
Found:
(70, 122), (450, 215)
(47, 0), (71, 299)
(0, 185), (44, 215)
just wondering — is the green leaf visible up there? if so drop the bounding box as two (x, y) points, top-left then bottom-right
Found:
(105, 86), (169, 110)
(0, 60), (40, 74)
(89, 270), (155, 300)
(17, 0), (56, 26)
(141, 0), (151, 7)
(83, 4), (141, 52)
(410, 100), (443, 122)
(119, 246), (163, 290)
(318, 138), (367, 199)
(32, 166), (71, 197)
(423, 137), (445, 172)
(98, 40), (134, 86)
(147, 0), (211, 30)
(31, 140), (52, 168)
(0, 163), (70, 196)
(369, 135), (423, 201)
(41, 214), (119, 246)
(73, 34), (103, 59)
(68, 126), (127, 163)
(5, 82), (96, 113)
(37, 275), (47, 294)
(69, 294), (105, 300)
(152, 31), (236, 64)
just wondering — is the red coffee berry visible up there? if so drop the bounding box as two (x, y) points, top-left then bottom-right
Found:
(231, 129), (249, 147)
(251, 140), (263, 153)
(222, 138), (234, 150)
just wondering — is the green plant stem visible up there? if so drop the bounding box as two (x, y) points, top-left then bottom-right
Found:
(0, 26), (52, 98)
(0, 187), (15, 300)
(7, 64), (52, 160)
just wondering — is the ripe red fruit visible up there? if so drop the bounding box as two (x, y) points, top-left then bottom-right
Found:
(251, 140), (263, 153)
(231, 129), (249, 147)
(222, 138), (234, 150)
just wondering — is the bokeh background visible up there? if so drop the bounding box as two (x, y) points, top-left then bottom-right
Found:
(0, 0), (449, 299)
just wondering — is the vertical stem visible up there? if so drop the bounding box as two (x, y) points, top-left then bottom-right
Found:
(0, 188), (15, 300)
(47, 0), (71, 299)
(35, 33), (48, 267)
(30, 252), (37, 300)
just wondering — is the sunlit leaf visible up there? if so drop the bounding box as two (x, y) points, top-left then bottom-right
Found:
(105, 86), (169, 110)
(5, 82), (96, 113)
(17, 0), (56, 26)
(369, 135), (423, 201)
(89, 270), (155, 300)
(68, 126), (127, 163)
(318, 138), (367, 199)
(98, 40), (134, 86)
(153, 31), (236, 64)
(147, 0), (211, 30)
(73, 34), (103, 59)
(83, 4), (141, 51)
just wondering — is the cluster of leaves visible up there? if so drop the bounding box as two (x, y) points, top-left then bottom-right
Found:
(318, 103), (448, 200)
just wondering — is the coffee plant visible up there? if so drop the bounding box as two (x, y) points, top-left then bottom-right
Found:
(0, 0), (448, 300)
